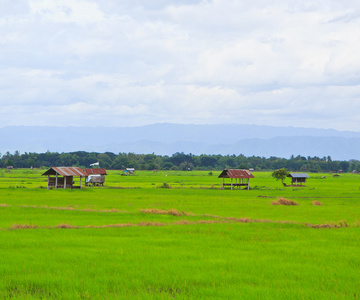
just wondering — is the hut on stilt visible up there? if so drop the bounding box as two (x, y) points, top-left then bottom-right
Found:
(42, 167), (86, 189)
(218, 169), (254, 190)
(287, 173), (310, 186)
(84, 168), (107, 186)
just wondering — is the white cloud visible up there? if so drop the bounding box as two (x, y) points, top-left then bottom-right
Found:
(29, 0), (104, 25)
(0, 0), (360, 131)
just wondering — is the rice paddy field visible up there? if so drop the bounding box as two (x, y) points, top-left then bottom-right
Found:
(0, 169), (359, 299)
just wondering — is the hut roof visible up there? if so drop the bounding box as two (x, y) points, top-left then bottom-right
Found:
(218, 169), (254, 179)
(288, 173), (310, 178)
(42, 167), (87, 177)
(83, 168), (107, 175)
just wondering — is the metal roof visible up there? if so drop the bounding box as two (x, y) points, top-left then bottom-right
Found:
(42, 167), (87, 177)
(83, 168), (107, 175)
(218, 169), (254, 179)
(288, 173), (310, 178)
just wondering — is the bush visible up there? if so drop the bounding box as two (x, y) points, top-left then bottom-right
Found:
(157, 182), (172, 189)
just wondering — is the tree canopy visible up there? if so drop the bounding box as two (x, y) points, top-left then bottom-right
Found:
(271, 168), (290, 184)
(0, 151), (358, 172)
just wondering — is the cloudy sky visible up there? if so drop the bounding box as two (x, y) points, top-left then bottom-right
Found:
(1, 0), (360, 131)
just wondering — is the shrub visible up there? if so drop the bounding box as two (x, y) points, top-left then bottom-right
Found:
(157, 182), (172, 189)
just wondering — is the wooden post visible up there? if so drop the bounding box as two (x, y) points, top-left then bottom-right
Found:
(231, 178), (233, 190)
(80, 176), (82, 189)
(47, 175), (50, 190)
(64, 176), (66, 189)
(248, 179), (250, 190)
(55, 174), (58, 189)
(222, 177), (224, 189)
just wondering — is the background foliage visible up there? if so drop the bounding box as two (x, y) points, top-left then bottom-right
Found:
(0, 151), (358, 172)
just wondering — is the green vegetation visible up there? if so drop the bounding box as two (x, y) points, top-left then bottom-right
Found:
(1, 151), (359, 172)
(0, 169), (360, 299)
(271, 167), (290, 184)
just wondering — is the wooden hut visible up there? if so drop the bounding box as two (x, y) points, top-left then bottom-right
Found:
(42, 167), (86, 189)
(84, 168), (107, 186)
(287, 173), (310, 186)
(218, 169), (254, 190)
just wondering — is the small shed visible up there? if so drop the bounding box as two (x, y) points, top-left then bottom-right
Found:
(287, 173), (310, 186)
(42, 167), (87, 189)
(124, 168), (135, 175)
(84, 168), (107, 186)
(218, 169), (254, 190)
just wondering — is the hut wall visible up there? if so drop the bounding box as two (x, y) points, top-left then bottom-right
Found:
(291, 178), (306, 184)
(48, 176), (74, 188)
(87, 175), (105, 185)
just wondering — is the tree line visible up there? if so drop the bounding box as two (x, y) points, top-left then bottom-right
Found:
(1, 151), (359, 173)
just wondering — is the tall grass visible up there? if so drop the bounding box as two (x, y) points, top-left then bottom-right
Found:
(0, 170), (360, 299)
(0, 224), (359, 299)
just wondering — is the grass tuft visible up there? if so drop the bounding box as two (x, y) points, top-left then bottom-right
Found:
(312, 200), (323, 206)
(272, 197), (299, 206)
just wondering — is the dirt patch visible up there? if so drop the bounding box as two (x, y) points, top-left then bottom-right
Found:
(140, 208), (194, 216)
(56, 223), (79, 229)
(20, 205), (128, 214)
(306, 220), (348, 228)
(8, 224), (39, 230)
(3, 218), (354, 231)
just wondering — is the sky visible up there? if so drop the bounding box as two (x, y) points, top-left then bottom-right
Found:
(1, 0), (360, 131)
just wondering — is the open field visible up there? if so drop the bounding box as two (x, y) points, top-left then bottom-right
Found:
(0, 169), (360, 299)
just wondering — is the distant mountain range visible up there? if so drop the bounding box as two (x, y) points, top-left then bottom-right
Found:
(1, 123), (360, 160)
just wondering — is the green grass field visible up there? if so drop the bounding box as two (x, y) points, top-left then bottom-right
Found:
(0, 169), (359, 299)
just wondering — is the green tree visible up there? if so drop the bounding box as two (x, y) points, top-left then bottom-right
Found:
(97, 153), (112, 169)
(271, 168), (289, 185)
(339, 161), (350, 172)
(200, 155), (217, 168)
(60, 153), (79, 166)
